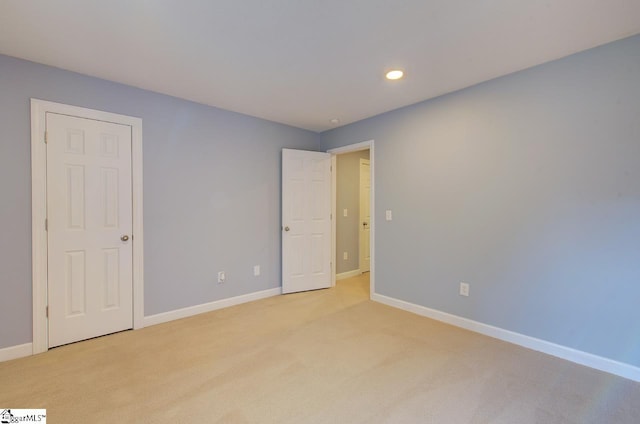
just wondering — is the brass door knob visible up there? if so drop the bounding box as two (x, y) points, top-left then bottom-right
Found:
(121, 235), (130, 241)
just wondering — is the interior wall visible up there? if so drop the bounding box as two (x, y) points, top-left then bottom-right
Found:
(0, 54), (320, 350)
(336, 150), (370, 274)
(320, 34), (640, 367)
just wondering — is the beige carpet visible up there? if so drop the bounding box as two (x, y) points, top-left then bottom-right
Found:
(1, 273), (639, 423)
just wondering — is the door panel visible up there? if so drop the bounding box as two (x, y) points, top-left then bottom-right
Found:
(47, 113), (133, 347)
(282, 149), (331, 294)
(359, 159), (371, 272)
(65, 250), (86, 316)
(102, 248), (121, 309)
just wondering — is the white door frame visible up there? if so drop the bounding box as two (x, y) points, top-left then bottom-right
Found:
(328, 140), (374, 297)
(30, 99), (144, 354)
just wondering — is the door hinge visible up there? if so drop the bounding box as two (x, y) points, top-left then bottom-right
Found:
(44, 131), (48, 144)
(46, 306), (49, 318)
(45, 219), (48, 231)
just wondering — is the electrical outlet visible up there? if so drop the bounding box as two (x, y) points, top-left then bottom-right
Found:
(343, 208), (348, 217)
(217, 271), (226, 283)
(343, 251), (348, 260)
(253, 265), (260, 276)
(385, 210), (393, 221)
(459, 282), (469, 297)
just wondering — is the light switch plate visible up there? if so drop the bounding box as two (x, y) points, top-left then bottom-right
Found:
(343, 208), (348, 217)
(385, 210), (393, 221)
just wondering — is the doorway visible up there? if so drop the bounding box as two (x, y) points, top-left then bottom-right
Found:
(329, 140), (375, 297)
(31, 99), (144, 354)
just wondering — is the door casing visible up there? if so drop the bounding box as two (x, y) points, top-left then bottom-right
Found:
(30, 99), (144, 354)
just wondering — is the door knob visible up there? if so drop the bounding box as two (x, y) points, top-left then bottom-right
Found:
(121, 235), (129, 241)
(284, 226), (290, 232)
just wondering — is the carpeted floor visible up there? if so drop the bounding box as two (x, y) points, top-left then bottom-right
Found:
(1, 273), (639, 423)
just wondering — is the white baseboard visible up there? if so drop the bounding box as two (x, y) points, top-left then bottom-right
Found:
(336, 269), (361, 280)
(0, 343), (33, 363)
(372, 293), (640, 383)
(143, 287), (282, 327)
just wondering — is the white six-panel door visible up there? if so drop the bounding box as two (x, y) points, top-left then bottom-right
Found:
(359, 158), (371, 273)
(282, 149), (332, 294)
(47, 113), (133, 347)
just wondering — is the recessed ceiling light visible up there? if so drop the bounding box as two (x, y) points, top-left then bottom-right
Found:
(385, 69), (404, 80)
(330, 118), (340, 125)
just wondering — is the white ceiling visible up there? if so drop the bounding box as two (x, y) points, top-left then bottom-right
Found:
(1, 1), (639, 132)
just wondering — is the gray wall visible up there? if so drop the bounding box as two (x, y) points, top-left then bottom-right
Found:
(321, 35), (640, 367)
(336, 150), (370, 274)
(0, 54), (320, 349)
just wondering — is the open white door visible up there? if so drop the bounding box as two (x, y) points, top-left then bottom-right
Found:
(282, 149), (332, 294)
(359, 158), (371, 272)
